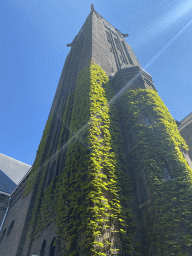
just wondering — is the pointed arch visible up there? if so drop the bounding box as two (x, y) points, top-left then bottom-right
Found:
(40, 239), (46, 256)
(49, 237), (56, 256)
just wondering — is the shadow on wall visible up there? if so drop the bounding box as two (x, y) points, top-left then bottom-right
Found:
(0, 220), (15, 245)
(32, 237), (56, 256)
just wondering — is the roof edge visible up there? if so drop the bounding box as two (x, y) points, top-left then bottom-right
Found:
(0, 153), (31, 167)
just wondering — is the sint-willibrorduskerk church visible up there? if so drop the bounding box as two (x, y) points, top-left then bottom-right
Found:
(1, 4), (192, 256)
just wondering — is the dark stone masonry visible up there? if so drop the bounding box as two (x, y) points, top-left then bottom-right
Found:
(0, 4), (192, 256)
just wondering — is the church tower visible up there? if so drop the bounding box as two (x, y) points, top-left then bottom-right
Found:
(1, 4), (192, 256)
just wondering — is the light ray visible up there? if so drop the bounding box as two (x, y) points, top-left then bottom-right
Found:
(55, 113), (92, 153)
(31, 18), (192, 174)
(108, 18), (192, 106)
(149, 0), (192, 35)
(133, 0), (192, 47)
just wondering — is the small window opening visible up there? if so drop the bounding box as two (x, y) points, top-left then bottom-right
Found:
(129, 133), (134, 149)
(163, 167), (171, 181)
(40, 240), (46, 256)
(49, 237), (56, 256)
(139, 177), (148, 204)
(145, 117), (151, 126)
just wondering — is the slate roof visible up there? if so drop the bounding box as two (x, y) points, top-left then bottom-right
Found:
(0, 153), (31, 195)
(179, 112), (192, 130)
(180, 112), (192, 123)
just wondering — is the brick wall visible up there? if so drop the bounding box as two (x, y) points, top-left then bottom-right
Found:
(0, 193), (9, 232)
(0, 180), (33, 256)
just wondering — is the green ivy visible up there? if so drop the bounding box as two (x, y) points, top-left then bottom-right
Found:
(28, 91), (75, 240)
(22, 114), (54, 198)
(24, 63), (192, 256)
(26, 59), (136, 255)
(119, 89), (192, 255)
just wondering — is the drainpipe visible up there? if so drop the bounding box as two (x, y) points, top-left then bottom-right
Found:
(0, 195), (12, 233)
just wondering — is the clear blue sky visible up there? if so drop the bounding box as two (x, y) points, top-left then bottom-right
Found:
(1, 0), (192, 166)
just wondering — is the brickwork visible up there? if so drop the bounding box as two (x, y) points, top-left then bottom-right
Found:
(1, 5), (192, 256)
(48, 12), (93, 120)
(0, 193), (9, 230)
(92, 11), (141, 77)
(0, 180), (33, 256)
(109, 66), (157, 95)
(44, 7), (144, 197)
(22, 221), (58, 256)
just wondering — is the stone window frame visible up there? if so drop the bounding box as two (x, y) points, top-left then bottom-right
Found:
(121, 40), (134, 65)
(114, 37), (121, 51)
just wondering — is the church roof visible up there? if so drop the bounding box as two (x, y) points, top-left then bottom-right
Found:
(180, 112), (192, 125)
(0, 153), (31, 194)
(179, 112), (192, 130)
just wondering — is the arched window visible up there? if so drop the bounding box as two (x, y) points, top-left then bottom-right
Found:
(40, 239), (46, 256)
(0, 228), (6, 245)
(49, 237), (56, 256)
(7, 220), (14, 237)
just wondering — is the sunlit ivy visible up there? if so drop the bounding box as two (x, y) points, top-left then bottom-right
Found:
(119, 89), (192, 255)
(26, 60), (136, 255)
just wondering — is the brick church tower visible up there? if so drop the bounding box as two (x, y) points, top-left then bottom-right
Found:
(1, 4), (192, 256)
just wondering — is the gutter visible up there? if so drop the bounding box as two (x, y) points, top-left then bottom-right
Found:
(0, 195), (12, 233)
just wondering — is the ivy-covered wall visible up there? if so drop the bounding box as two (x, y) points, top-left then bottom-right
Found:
(22, 60), (137, 256)
(21, 60), (192, 256)
(119, 89), (192, 256)
(22, 114), (54, 198)
(52, 60), (136, 255)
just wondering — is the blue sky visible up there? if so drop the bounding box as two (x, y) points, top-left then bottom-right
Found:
(1, 0), (192, 166)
